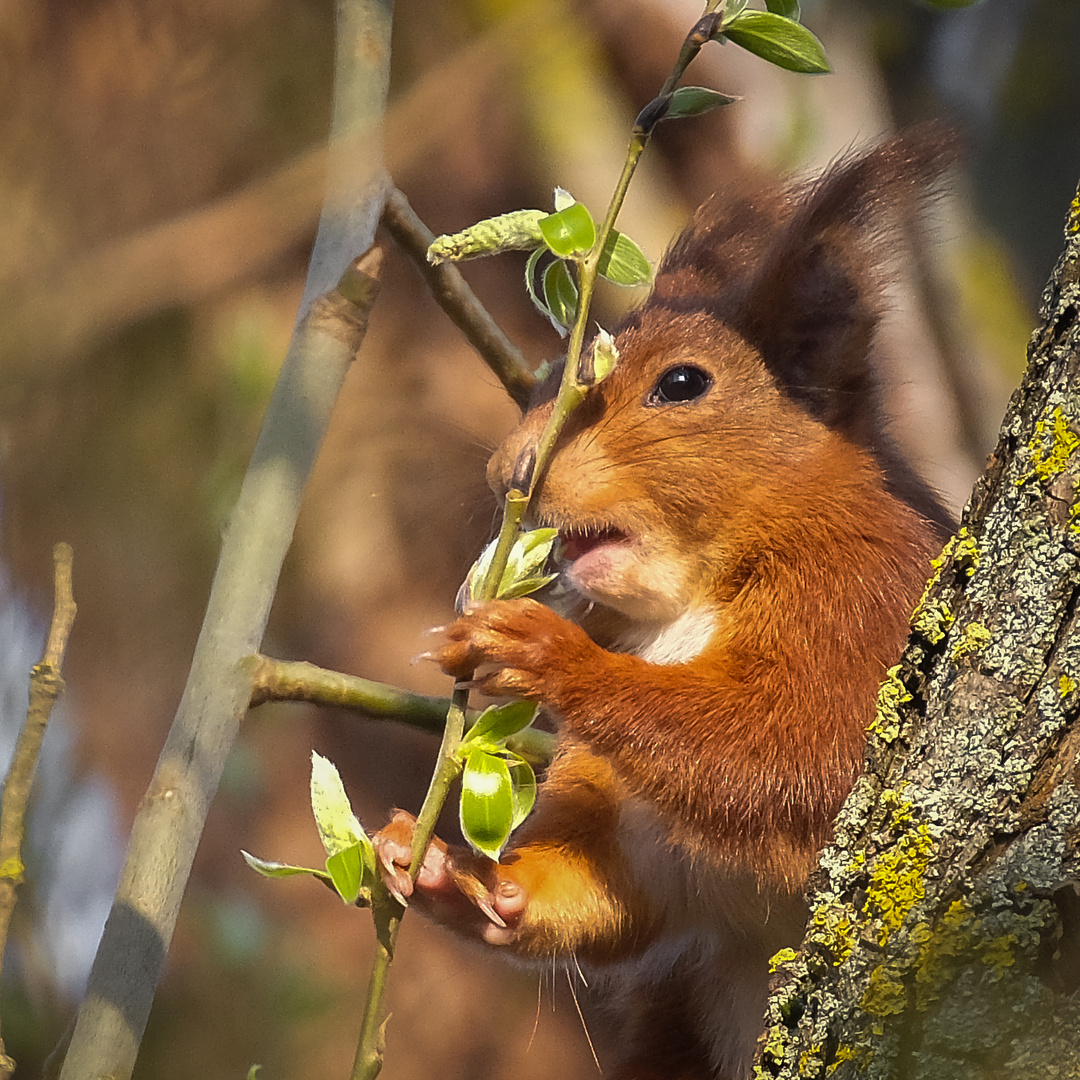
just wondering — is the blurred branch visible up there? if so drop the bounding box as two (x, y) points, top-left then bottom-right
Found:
(0, 543), (76, 1080)
(1, 20), (519, 376)
(4, 150), (326, 370)
(382, 187), (535, 408)
(55, 0), (393, 1075)
(246, 654), (555, 767)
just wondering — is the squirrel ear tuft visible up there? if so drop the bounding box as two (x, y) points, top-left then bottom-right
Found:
(731, 124), (959, 437)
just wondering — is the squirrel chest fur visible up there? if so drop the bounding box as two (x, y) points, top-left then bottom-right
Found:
(376, 130), (955, 1080)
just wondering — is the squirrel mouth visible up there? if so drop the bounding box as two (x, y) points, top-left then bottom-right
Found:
(558, 527), (629, 562)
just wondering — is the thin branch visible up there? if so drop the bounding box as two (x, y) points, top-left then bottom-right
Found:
(56, 2), (392, 1071)
(247, 654), (555, 768)
(248, 656), (447, 729)
(345, 13), (728, 1075)
(382, 186), (535, 409)
(0, 544), (76, 1080)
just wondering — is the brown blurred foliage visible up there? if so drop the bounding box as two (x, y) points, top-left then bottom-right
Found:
(0, 0), (1075, 1077)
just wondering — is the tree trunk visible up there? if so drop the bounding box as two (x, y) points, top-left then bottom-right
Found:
(759, 189), (1080, 1078)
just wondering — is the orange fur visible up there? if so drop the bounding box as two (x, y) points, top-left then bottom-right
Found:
(375, 128), (957, 1079)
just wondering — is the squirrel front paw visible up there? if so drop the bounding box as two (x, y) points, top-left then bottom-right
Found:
(431, 598), (599, 701)
(372, 811), (526, 945)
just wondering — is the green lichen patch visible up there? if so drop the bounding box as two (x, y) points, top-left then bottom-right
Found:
(868, 665), (912, 745)
(769, 947), (799, 974)
(914, 528), (980, 615)
(1068, 495), (1080, 535)
(861, 962), (908, 1017)
(864, 820), (935, 945)
(827, 1042), (873, 1076)
(950, 621), (992, 662)
(807, 902), (858, 966)
(1018, 406), (1080, 487)
(951, 528), (981, 577)
(907, 530), (980, 645)
(910, 598), (954, 645)
(797, 1044), (826, 1076)
(911, 897), (975, 1009)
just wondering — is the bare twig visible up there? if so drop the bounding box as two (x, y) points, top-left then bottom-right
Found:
(382, 187), (535, 409)
(56, 3), (392, 1074)
(0, 543), (76, 1080)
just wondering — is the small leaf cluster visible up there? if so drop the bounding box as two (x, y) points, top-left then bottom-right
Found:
(458, 527), (559, 609)
(243, 752), (377, 906)
(244, 529), (558, 901)
(429, 188), (651, 336)
(457, 701), (540, 860)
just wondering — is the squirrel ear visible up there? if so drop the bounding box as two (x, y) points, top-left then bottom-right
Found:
(731, 125), (958, 439)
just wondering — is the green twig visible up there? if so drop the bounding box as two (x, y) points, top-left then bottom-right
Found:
(348, 8), (725, 1074)
(246, 655), (554, 765)
(350, 893), (398, 1080)
(248, 656), (449, 730)
(0, 543), (76, 1080)
(402, 0), (728, 914)
(480, 10), (722, 584)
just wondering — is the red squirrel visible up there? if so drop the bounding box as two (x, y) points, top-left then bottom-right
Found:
(375, 130), (955, 1079)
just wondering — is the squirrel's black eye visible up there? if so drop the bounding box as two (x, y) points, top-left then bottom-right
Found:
(649, 365), (712, 404)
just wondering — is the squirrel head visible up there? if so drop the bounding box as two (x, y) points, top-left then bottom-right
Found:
(489, 127), (957, 625)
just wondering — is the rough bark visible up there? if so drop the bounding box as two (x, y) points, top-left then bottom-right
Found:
(759, 187), (1080, 1078)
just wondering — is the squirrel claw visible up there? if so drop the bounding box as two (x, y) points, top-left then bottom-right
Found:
(385, 877), (410, 908)
(475, 895), (508, 929)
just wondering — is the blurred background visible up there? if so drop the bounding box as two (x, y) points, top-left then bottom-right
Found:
(0, 0), (1077, 1076)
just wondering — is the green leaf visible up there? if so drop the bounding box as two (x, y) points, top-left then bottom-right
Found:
(310, 751), (367, 857)
(326, 843), (364, 904)
(427, 209), (546, 263)
(597, 231), (652, 286)
(765, 0), (800, 19)
(719, 11), (830, 74)
(515, 526), (560, 564)
(543, 259), (580, 332)
(586, 327), (620, 387)
(461, 527), (559, 608)
(498, 574), (558, 599)
(524, 246), (550, 323)
(539, 203), (596, 258)
(553, 186), (575, 212)
(242, 850), (332, 884)
(507, 755), (537, 829)
(247, 1066), (263, 1080)
(460, 748), (515, 860)
(722, 0), (749, 20)
(464, 701), (539, 749)
(664, 86), (738, 121)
